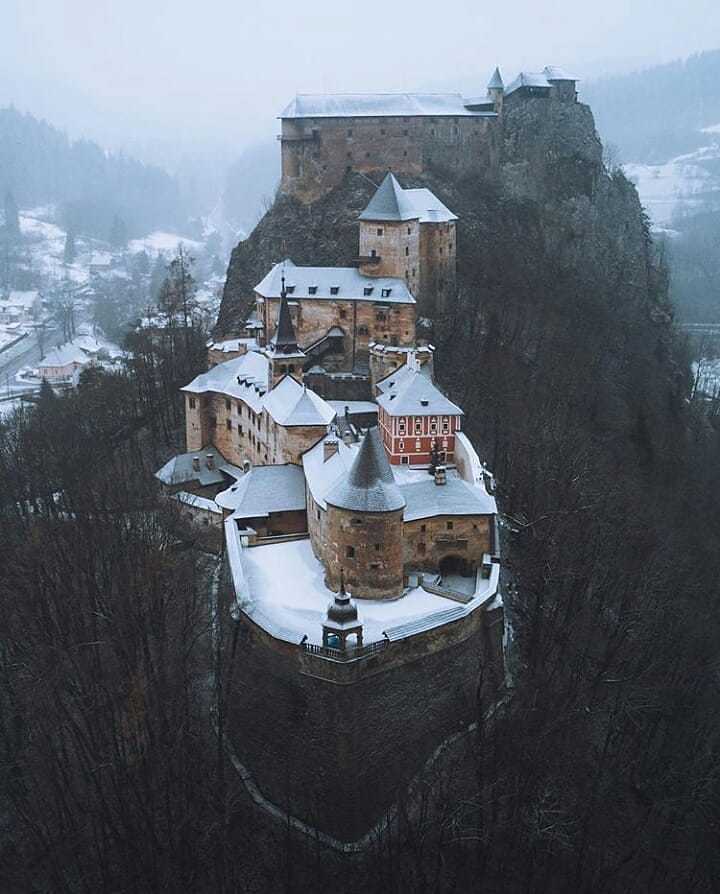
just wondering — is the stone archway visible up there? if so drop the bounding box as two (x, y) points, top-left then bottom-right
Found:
(439, 554), (472, 579)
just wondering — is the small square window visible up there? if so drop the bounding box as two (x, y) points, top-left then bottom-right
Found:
(447, 521), (454, 530)
(189, 397), (196, 409)
(374, 543), (381, 552)
(347, 128), (353, 136)
(364, 286), (373, 296)
(346, 545), (355, 558)
(330, 286), (340, 295)
(381, 288), (392, 297)
(226, 419), (232, 430)
(401, 456), (410, 465)
(377, 228), (384, 236)
(308, 285), (318, 295)
(420, 524), (426, 533)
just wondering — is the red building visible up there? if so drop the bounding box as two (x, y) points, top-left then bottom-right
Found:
(375, 356), (463, 465)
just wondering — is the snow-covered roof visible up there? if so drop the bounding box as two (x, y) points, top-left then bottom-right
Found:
(255, 260), (415, 305)
(208, 338), (259, 353)
(328, 400), (378, 417)
(401, 474), (496, 521)
(302, 434), (358, 510)
(488, 67), (504, 89)
(505, 71), (553, 95)
(263, 375), (336, 427)
(216, 464), (306, 519)
(7, 290), (40, 307)
(281, 93), (495, 119)
(182, 351), (270, 412)
(376, 361), (463, 417)
(359, 173), (457, 224)
(543, 65), (577, 82)
(38, 344), (90, 368)
(155, 446), (244, 487)
(172, 491), (223, 514)
(326, 427), (405, 514)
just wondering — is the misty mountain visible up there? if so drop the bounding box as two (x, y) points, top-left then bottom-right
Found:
(0, 106), (184, 239)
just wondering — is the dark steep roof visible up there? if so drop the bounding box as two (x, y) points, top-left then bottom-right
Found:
(269, 283), (301, 354)
(359, 173), (457, 223)
(488, 67), (504, 89)
(326, 427), (405, 513)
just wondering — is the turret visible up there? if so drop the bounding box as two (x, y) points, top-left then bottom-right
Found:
(265, 274), (306, 387)
(487, 67), (504, 113)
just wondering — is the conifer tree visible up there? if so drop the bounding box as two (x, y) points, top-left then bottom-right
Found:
(63, 227), (77, 265)
(108, 214), (128, 249)
(3, 190), (20, 241)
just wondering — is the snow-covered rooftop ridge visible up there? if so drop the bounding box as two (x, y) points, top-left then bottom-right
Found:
(263, 375), (335, 427)
(281, 93), (496, 119)
(505, 66), (578, 96)
(216, 463), (306, 519)
(359, 173), (458, 224)
(255, 259), (415, 304)
(155, 446), (244, 488)
(375, 360), (463, 417)
(181, 351), (270, 412)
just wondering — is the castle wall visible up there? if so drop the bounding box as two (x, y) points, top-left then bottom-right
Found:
(259, 296), (416, 370)
(280, 114), (498, 202)
(359, 219), (420, 297)
(185, 394), (210, 452)
(223, 573), (505, 842)
(323, 504), (404, 598)
(403, 514), (493, 572)
(419, 220), (456, 313)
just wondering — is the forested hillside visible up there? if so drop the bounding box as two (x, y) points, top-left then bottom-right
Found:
(0, 106), (184, 238)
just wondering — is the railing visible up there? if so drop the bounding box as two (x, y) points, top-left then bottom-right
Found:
(301, 638), (389, 662)
(420, 580), (474, 604)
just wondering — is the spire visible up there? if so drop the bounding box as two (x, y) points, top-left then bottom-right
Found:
(488, 67), (504, 90)
(326, 426), (405, 513)
(269, 277), (300, 355)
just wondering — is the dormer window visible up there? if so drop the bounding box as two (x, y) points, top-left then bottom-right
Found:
(330, 286), (339, 295)
(381, 288), (392, 298)
(364, 286), (374, 296)
(420, 399), (429, 407)
(286, 285), (295, 294)
(308, 285), (318, 295)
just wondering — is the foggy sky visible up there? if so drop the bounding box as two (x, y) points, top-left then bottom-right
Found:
(1, 0), (717, 165)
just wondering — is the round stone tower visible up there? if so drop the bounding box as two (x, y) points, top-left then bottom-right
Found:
(324, 426), (405, 599)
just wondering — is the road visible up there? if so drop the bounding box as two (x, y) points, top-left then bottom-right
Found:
(0, 327), (63, 396)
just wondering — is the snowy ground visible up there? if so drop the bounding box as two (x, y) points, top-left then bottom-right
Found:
(234, 536), (497, 646)
(127, 231), (203, 257)
(693, 359), (720, 397)
(625, 128), (720, 227)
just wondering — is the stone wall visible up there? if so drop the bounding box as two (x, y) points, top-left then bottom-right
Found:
(323, 504), (404, 599)
(259, 295), (416, 371)
(403, 514), (493, 573)
(279, 114), (498, 203)
(419, 220), (457, 313)
(223, 572), (505, 843)
(358, 219), (420, 295)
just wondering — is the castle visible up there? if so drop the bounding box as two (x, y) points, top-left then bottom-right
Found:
(157, 66), (574, 844)
(279, 65), (578, 202)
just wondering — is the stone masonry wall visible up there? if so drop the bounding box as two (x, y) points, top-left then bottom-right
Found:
(280, 114), (498, 203)
(358, 219), (420, 297)
(260, 296), (416, 370)
(223, 577), (505, 843)
(403, 514), (493, 573)
(323, 504), (404, 598)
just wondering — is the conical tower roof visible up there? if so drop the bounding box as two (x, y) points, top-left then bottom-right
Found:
(326, 427), (405, 513)
(359, 173), (405, 222)
(488, 67), (504, 90)
(269, 277), (301, 355)
(326, 570), (359, 627)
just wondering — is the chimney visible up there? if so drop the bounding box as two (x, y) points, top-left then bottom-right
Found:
(243, 459), (251, 474)
(434, 464), (447, 486)
(342, 429), (353, 446)
(192, 456), (201, 472)
(206, 453), (215, 470)
(324, 439), (339, 462)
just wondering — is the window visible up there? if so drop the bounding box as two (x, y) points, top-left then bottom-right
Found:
(420, 524), (426, 533)
(346, 545), (355, 558)
(377, 228), (384, 236)
(365, 151), (370, 158)
(288, 365), (295, 373)
(447, 521), (454, 530)
(405, 246), (409, 256)
(398, 440), (405, 451)
(226, 419), (232, 430)
(401, 456), (410, 465)
(357, 325), (369, 336)
(439, 247), (443, 255)
(352, 518), (363, 526)
(237, 402), (242, 414)
(375, 310), (386, 322)
(449, 242), (453, 251)
(339, 308), (347, 320)
(189, 397), (196, 409)
(308, 285), (318, 295)
(347, 151), (352, 159)
(415, 421), (422, 434)
(380, 128), (386, 135)
(364, 285), (374, 295)
(403, 128), (409, 136)
(370, 563), (380, 571)
(286, 285), (295, 294)
(225, 399), (231, 411)
(330, 286), (339, 296)
(374, 543), (381, 552)
(415, 439), (421, 450)
(370, 249), (377, 258)
(347, 128), (353, 136)
(317, 509), (321, 521)
(399, 421), (406, 434)
(407, 227), (411, 235)
(381, 288), (392, 298)
(431, 420), (437, 433)
(238, 424), (243, 435)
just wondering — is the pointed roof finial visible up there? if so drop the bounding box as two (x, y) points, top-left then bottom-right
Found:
(339, 567), (346, 595)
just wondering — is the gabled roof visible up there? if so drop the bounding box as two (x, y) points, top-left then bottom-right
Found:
(488, 67), (504, 89)
(155, 446), (243, 487)
(255, 259), (415, 305)
(280, 93), (495, 119)
(401, 475), (496, 521)
(505, 71), (553, 96)
(359, 173), (457, 224)
(376, 362), (463, 417)
(326, 427), (405, 513)
(181, 351), (269, 412)
(543, 65), (578, 82)
(263, 375), (335, 427)
(215, 464), (306, 518)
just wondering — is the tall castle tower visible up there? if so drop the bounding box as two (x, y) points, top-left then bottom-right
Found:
(358, 173), (457, 313)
